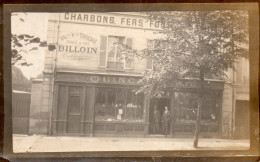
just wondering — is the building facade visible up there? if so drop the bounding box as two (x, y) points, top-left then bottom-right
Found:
(28, 12), (249, 138)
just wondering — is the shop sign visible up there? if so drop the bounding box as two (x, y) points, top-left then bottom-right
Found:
(61, 13), (163, 30)
(56, 73), (143, 85)
(57, 32), (99, 60)
(173, 80), (224, 90)
(56, 73), (224, 90)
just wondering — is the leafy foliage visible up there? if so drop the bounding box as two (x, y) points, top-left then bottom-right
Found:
(124, 11), (249, 147)
(11, 34), (56, 66)
(12, 66), (31, 92)
(123, 11), (249, 97)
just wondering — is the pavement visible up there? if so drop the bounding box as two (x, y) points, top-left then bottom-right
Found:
(13, 134), (250, 153)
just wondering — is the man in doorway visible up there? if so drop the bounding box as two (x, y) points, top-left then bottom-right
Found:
(153, 105), (160, 134)
(162, 106), (171, 137)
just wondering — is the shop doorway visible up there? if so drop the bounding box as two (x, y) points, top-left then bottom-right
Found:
(149, 98), (170, 134)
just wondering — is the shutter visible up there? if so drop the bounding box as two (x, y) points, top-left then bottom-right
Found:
(99, 36), (107, 67)
(125, 38), (133, 69)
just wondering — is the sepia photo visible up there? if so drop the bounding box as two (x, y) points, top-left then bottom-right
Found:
(4, 3), (259, 157)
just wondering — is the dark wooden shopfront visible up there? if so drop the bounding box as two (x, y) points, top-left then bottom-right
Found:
(51, 72), (149, 137)
(51, 72), (224, 137)
(172, 90), (223, 137)
(52, 84), (95, 136)
(148, 81), (224, 138)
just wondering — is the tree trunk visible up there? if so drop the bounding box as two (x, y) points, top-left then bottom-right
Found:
(193, 93), (203, 147)
(193, 70), (204, 148)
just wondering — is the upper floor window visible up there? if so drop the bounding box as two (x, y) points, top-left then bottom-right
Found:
(99, 36), (133, 70)
(107, 36), (125, 69)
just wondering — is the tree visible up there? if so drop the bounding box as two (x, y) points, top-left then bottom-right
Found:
(11, 33), (56, 66)
(12, 66), (31, 92)
(122, 11), (248, 147)
(11, 13), (56, 66)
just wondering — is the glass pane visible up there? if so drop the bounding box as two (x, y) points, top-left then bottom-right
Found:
(116, 37), (124, 63)
(95, 87), (144, 122)
(125, 89), (137, 121)
(136, 93), (144, 122)
(107, 36), (124, 69)
(201, 96), (218, 124)
(106, 89), (116, 120)
(95, 88), (106, 121)
(108, 37), (117, 62)
(175, 92), (198, 124)
(116, 88), (126, 120)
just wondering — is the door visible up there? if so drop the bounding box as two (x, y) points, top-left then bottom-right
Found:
(67, 86), (83, 134)
(149, 98), (170, 134)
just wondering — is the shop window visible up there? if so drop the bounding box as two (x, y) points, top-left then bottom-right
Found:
(201, 98), (219, 124)
(174, 92), (219, 125)
(175, 92), (198, 124)
(107, 89), (116, 118)
(95, 88), (106, 121)
(94, 87), (144, 122)
(136, 93), (144, 121)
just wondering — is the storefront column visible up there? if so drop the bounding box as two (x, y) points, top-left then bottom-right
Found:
(80, 86), (86, 136)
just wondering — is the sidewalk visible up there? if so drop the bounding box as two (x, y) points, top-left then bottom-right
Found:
(13, 134), (250, 153)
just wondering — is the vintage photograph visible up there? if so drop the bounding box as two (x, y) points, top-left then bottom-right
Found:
(11, 10), (251, 153)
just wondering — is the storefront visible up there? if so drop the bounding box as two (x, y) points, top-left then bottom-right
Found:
(50, 72), (224, 137)
(148, 80), (224, 137)
(27, 12), (248, 139)
(51, 72), (148, 137)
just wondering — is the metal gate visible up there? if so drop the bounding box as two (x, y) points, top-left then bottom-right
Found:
(12, 91), (31, 134)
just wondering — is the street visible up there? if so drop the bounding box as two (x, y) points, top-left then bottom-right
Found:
(13, 134), (250, 153)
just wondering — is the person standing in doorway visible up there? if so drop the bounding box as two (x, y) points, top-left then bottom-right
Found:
(162, 106), (171, 137)
(153, 106), (160, 134)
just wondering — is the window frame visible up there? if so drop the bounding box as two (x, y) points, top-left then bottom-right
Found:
(107, 35), (125, 70)
(99, 35), (134, 70)
(94, 86), (145, 122)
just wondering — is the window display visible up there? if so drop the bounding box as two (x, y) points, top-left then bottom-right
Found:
(95, 87), (144, 122)
(175, 92), (219, 124)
